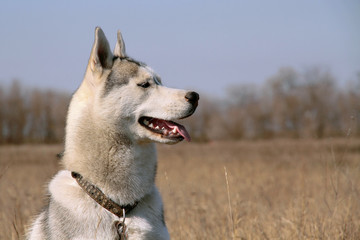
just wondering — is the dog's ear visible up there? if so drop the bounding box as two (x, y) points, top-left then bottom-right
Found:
(113, 30), (126, 58)
(89, 27), (113, 73)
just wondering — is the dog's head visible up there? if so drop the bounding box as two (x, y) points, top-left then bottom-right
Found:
(72, 27), (199, 144)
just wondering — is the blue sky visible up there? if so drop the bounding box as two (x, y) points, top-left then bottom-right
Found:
(0, 0), (359, 97)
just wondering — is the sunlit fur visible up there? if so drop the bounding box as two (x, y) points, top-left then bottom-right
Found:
(27, 27), (198, 240)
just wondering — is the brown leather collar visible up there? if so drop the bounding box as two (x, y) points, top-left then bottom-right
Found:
(71, 171), (139, 218)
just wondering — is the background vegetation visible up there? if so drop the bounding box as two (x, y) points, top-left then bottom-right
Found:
(0, 67), (359, 144)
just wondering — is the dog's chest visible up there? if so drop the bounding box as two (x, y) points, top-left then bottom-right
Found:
(46, 170), (169, 240)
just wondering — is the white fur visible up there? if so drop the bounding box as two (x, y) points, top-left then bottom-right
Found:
(27, 27), (198, 239)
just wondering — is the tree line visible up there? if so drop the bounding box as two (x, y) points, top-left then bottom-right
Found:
(0, 81), (69, 144)
(0, 66), (359, 144)
(186, 67), (360, 141)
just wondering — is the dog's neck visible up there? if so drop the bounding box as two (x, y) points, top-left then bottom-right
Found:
(62, 97), (157, 205)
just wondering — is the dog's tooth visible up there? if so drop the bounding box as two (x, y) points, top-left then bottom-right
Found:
(161, 127), (165, 130)
(149, 123), (154, 128)
(172, 128), (177, 133)
(155, 126), (160, 130)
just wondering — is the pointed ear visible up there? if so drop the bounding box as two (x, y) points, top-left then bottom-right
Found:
(113, 30), (127, 58)
(89, 27), (113, 73)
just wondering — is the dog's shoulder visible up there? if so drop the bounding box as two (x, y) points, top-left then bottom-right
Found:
(48, 170), (104, 219)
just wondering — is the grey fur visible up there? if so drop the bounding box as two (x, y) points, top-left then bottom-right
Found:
(103, 58), (139, 96)
(40, 205), (51, 239)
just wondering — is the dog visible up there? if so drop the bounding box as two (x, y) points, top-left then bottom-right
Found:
(27, 27), (199, 240)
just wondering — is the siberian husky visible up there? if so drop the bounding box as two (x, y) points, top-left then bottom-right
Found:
(27, 27), (199, 240)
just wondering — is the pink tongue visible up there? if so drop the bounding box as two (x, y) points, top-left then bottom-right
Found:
(165, 121), (191, 142)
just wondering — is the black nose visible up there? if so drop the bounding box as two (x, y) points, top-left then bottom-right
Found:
(185, 91), (199, 106)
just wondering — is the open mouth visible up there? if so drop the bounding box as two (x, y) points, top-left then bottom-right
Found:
(139, 117), (191, 142)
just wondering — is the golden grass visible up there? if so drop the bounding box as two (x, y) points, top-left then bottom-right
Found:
(1, 139), (360, 239)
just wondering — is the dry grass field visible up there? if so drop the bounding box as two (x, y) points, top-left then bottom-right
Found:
(0, 139), (359, 239)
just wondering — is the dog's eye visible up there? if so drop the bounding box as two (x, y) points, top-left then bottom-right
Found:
(137, 82), (150, 88)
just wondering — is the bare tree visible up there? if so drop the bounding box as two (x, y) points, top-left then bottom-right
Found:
(266, 67), (304, 137)
(225, 84), (259, 139)
(182, 95), (217, 142)
(345, 72), (360, 136)
(6, 80), (27, 143)
(303, 67), (337, 138)
(0, 86), (4, 143)
(28, 89), (45, 142)
(43, 91), (56, 143)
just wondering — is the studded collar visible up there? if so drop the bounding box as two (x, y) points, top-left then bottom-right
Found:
(71, 172), (139, 218)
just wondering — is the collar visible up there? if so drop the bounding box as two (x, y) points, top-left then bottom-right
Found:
(71, 171), (139, 218)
